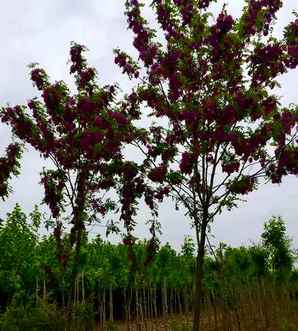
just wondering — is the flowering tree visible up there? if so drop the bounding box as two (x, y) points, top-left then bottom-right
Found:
(0, 143), (22, 201)
(115, 0), (298, 329)
(0, 43), (138, 283)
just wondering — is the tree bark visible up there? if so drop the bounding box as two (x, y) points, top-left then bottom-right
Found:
(193, 218), (208, 331)
(109, 285), (113, 321)
(178, 289), (183, 315)
(43, 279), (47, 300)
(35, 277), (39, 302)
(153, 286), (157, 318)
(123, 288), (128, 321)
(103, 288), (106, 325)
(162, 277), (168, 317)
(82, 271), (85, 304)
(71, 170), (88, 298)
(136, 287), (139, 320)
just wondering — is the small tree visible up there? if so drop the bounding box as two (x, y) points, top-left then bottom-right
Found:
(0, 43), (136, 288)
(116, 1), (298, 329)
(262, 216), (294, 277)
(0, 204), (39, 303)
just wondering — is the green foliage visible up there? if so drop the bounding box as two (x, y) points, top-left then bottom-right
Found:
(103, 321), (120, 331)
(170, 322), (191, 331)
(70, 303), (96, 331)
(0, 299), (67, 331)
(0, 204), (40, 299)
(0, 204), (297, 329)
(280, 320), (298, 331)
(262, 216), (294, 277)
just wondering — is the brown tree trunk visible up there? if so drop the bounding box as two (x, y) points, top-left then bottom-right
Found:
(193, 219), (208, 331)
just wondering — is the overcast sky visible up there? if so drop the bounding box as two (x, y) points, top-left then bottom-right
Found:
(0, 0), (297, 250)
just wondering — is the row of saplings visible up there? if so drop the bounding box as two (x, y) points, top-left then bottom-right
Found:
(0, 204), (297, 330)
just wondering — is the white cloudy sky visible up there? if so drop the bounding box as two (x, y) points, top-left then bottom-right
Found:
(0, 0), (297, 250)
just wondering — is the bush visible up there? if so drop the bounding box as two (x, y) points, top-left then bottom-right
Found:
(0, 299), (67, 331)
(70, 302), (96, 331)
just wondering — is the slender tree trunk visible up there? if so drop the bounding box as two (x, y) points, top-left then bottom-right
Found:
(43, 279), (47, 300)
(193, 219), (208, 331)
(184, 288), (189, 314)
(169, 288), (173, 314)
(153, 286), (157, 318)
(136, 287), (139, 320)
(71, 170), (87, 298)
(178, 289), (183, 315)
(103, 288), (106, 325)
(129, 287), (133, 321)
(73, 277), (77, 304)
(142, 287), (147, 319)
(76, 276), (79, 304)
(35, 277), (39, 302)
(162, 277), (168, 317)
(148, 287), (152, 319)
(109, 285), (113, 321)
(139, 287), (144, 321)
(61, 276), (65, 307)
(123, 288), (128, 321)
(82, 272), (85, 304)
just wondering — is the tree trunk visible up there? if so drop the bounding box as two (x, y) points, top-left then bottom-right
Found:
(162, 277), (168, 317)
(109, 285), (113, 321)
(73, 277), (77, 304)
(82, 272), (85, 304)
(148, 287), (152, 319)
(193, 219), (208, 331)
(178, 289), (183, 315)
(169, 288), (173, 314)
(61, 276), (65, 307)
(129, 287), (133, 321)
(153, 286), (157, 318)
(123, 288), (128, 321)
(77, 276), (80, 303)
(35, 277), (39, 302)
(136, 287), (139, 320)
(142, 287), (147, 319)
(43, 279), (47, 300)
(103, 288), (106, 325)
(71, 170), (87, 296)
(184, 288), (189, 314)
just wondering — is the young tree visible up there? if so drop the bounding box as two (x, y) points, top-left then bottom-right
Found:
(262, 216), (294, 277)
(0, 43), (136, 287)
(115, 1), (298, 329)
(0, 204), (39, 304)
